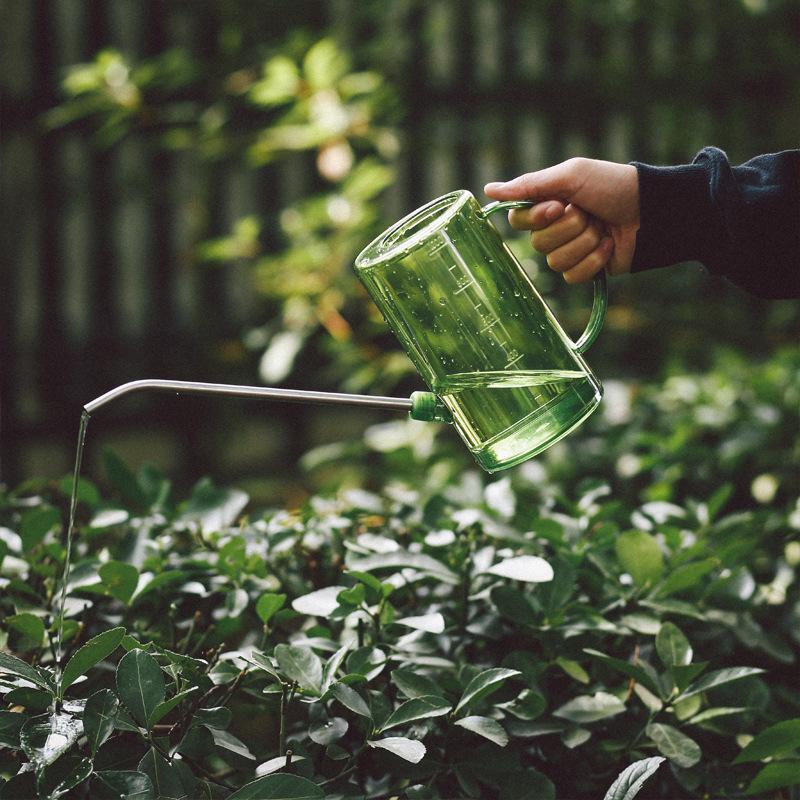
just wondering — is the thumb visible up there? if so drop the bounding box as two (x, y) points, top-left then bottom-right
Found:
(484, 161), (581, 202)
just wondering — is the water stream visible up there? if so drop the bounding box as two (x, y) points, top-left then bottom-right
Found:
(52, 410), (91, 704)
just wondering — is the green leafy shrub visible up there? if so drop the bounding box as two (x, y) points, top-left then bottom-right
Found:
(1, 348), (799, 799)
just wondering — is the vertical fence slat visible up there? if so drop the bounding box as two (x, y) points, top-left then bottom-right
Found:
(112, 138), (152, 343)
(59, 136), (93, 346)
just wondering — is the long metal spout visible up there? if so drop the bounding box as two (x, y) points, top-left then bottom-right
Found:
(84, 378), (414, 415)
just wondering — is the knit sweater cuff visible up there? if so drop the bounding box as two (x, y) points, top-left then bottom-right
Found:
(629, 161), (718, 272)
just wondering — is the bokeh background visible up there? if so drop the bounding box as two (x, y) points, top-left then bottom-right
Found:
(2, 0), (799, 501)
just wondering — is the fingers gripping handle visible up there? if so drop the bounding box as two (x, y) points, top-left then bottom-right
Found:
(479, 199), (607, 355)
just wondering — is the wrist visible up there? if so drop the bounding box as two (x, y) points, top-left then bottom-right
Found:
(629, 160), (717, 272)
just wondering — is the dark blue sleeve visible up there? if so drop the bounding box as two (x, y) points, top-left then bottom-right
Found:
(630, 147), (800, 299)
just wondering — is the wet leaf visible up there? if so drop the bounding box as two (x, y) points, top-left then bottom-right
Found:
(92, 770), (155, 800)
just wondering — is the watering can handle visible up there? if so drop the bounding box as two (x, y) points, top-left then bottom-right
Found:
(479, 199), (607, 354)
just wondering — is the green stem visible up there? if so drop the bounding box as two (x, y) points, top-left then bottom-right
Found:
(279, 683), (288, 755)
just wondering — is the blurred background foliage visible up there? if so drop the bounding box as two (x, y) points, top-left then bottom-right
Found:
(1, 0), (799, 500)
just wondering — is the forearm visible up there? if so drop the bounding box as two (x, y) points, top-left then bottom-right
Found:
(630, 147), (800, 299)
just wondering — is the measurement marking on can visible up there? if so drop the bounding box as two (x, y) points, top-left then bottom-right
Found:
(454, 280), (476, 295)
(479, 320), (498, 333)
(505, 353), (524, 368)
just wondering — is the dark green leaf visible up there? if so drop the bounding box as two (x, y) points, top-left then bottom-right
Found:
(455, 715), (509, 746)
(0, 651), (53, 692)
(654, 558), (718, 598)
(603, 757), (665, 800)
(0, 772), (37, 799)
(539, 557), (577, 617)
(84, 689), (119, 757)
(656, 622), (693, 668)
(733, 718), (800, 764)
(744, 761), (800, 795)
(274, 644), (322, 694)
(138, 747), (184, 799)
(490, 586), (537, 624)
(193, 706), (232, 730)
(7, 613), (45, 649)
(380, 696), (451, 732)
(20, 506), (60, 551)
(329, 682), (371, 718)
(5, 687), (52, 712)
(455, 668), (521, 715)
(321, 643), (350, 694)
(104, 450), (149, 509)
(61, 626), (126, 696)
(583, 649), (664, 699)
(646, 723), (701, 768)
(0, 710), (25, 748)
(309, 716), (348, 745)
(392, 668), (442, 699)
(59, 475), (101, 507)
(679, 667), (765, 700)
(93, 770), (155, 800)
(227, 773), (324, 799)
(499, 768), (555, 800)
(347, 646), (386, 681)
(116, 648), (166, 726)
(211, 728), (256, 760)
(99, 561), (139, 604)
(671, 662), (708, 693)
(147, 686), (199, 728)
(256, 592), (286, 624)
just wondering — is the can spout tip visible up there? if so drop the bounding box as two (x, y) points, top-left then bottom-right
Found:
(409, 391), (451, 423)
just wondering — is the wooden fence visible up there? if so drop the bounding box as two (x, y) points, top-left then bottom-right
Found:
(2, 0), (798, 491)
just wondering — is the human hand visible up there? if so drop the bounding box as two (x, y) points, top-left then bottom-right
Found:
(484, 158), (640, 283)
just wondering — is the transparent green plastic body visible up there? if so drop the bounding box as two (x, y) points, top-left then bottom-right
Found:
(355, 190), (606, 473)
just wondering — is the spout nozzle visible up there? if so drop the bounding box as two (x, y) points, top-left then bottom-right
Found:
(409, 391), (452, 424)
